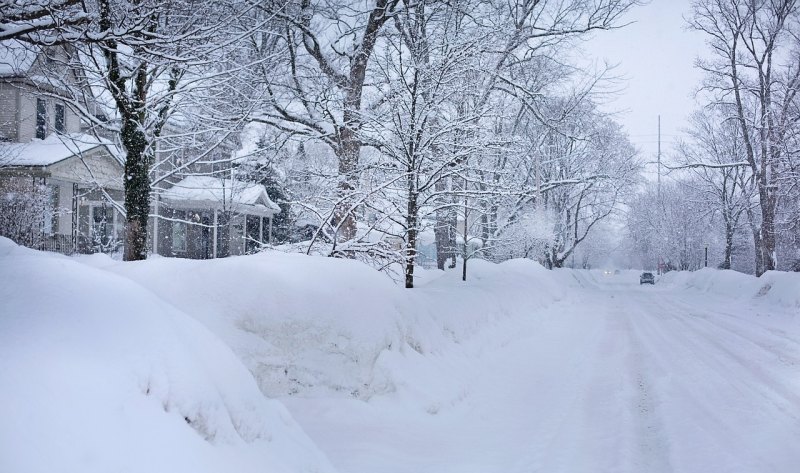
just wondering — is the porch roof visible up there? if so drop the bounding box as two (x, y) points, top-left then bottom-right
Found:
(160, 176), (280, 218)
(0, 133), (121, 167)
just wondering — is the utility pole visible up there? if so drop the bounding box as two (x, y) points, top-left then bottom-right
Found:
(657, 115), (661, 202)
(657, 115), (662, 274)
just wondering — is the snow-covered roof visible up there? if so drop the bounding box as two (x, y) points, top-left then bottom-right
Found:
(0, 133), (121, 167)
(160, 176), (280, 217)
(0, 40), (38, 77)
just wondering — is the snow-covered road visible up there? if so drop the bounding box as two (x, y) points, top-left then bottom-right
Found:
(284, 272), (800, 473)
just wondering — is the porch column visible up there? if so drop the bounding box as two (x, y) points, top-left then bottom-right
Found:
(212, 208), (218, 258)
(72, 183), (78, 253)
(242, 216), (247, 255)
(259, 216), (264, 244)
(268, 216), (273, 244)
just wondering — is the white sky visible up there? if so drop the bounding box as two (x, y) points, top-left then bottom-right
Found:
(581, 0), (707, 165)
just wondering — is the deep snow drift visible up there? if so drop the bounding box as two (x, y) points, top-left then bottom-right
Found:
(0, 239), (335, 473)
(1, 237), (798, 473)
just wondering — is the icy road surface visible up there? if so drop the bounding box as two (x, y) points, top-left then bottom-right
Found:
(283, 272), (800, 473)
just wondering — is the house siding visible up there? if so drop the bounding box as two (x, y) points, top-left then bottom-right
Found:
(0, 82), (18, 141)
(48, 148), (123, 190)
(16, 87), (36, 142)
(49, 178), (74, 237)
(1, 81), (83, 143)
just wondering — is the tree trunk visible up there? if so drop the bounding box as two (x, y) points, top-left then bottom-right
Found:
(122, 120), (150, 261)
(758, 187), (777, 274)
(722, 222), (734, 270)
(744, 204), (763, 276)
(405, 190), (418, 289)
(331, 106), (360, 243)
(434, 176), (456, 269)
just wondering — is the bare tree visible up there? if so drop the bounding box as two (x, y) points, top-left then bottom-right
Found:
(249, 0), (401, 246)
(690, 0), (800, 275)
(0, 0), (90, 42)
(0, 176), (51, 248)
(627, 181), (716, 272)
(430, 0), (638, 268)
(363, 0), (484, 287)
(28, 0), (264, 260)
(676, 107), (756, 269)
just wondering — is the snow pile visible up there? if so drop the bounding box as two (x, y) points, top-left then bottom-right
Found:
(1, 237), (570, 471)
(753, 271), (800, 309)
(93, 252), (567, 403)
(103, 252), (412, 400)
(0, 238), (336, 473)
(659, 268), (800, 309)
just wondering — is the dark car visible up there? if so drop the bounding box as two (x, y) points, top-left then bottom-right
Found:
(640, 272), (655, 285)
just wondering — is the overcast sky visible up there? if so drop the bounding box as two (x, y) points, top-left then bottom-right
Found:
(582, 0), (707, 166)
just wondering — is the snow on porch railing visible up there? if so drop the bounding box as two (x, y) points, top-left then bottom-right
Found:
(37, 233), (73, 255)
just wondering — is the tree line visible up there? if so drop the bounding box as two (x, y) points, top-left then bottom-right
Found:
(626, 0), (800, 276)
(4, 0), (647, 287)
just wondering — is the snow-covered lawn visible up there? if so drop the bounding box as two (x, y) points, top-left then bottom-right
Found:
(1, 237), (798, 472)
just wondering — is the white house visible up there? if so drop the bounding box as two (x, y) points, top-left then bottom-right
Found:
(0, 133), (125, 253)
(153, 176), (280, 258)
(0, 40), (280, 258)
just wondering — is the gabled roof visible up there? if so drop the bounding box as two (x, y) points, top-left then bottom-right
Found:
(160, 176), (280, 217)
(0, 40), (37, 77)
(0, 133), (121, 167)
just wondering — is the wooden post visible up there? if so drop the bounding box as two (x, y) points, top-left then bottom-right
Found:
(259, 215), (264, 245)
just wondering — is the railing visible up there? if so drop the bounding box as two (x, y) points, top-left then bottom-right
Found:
(37, 233), (74, 255)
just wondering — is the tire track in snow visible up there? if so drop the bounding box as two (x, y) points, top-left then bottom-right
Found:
(649, 295), (800, 427)
(616, 297), (673, 473)
(615, 289), (800, 472)
(667, 297), (800, 367)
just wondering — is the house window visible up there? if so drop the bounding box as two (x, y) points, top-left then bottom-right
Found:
(90, 205), (117, 250)
(43, 185), (59, 234)
(245, 215), (262, 254)
(36, 98), (47, 139)
(54, 104), (65, 133)
(171, 221), (187, 252)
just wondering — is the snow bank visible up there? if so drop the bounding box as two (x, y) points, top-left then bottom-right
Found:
(101, 251), (411, 400)
(95, 252), (566, 403)
(659, 268), (800, 309)
(0, 236), (572, 471)
(756, 271), (800, 308)
(0, 238), (335, 473)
